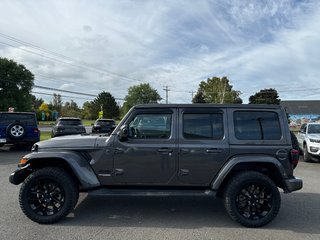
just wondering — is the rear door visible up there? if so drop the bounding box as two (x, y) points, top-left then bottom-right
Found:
(178, 108), (229, 185)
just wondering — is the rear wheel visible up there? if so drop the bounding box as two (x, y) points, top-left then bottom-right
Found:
(19, 167), (79, 224)
(223, 171), (281, 228)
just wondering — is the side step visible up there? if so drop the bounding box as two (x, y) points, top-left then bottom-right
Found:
(88, 188), (217, 197)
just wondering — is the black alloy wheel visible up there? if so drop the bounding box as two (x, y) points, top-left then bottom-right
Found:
(224, 171), (281, 228)
(26, 179), (65, 216)
(19, 167), (79, 224)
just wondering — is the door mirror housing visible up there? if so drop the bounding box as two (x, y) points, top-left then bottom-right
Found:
(118, 125), (128, 141)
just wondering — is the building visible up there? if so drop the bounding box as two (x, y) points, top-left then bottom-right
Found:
(280, 100), (320, 129)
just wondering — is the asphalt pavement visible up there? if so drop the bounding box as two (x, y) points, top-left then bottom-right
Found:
(0, 149), (319, 240)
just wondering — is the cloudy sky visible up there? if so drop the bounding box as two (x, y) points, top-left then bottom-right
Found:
(1, 0), (320, 105)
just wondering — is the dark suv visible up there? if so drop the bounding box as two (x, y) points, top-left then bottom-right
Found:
(0, 112), (40, 147)
(92, 118), (116, 134)
(51, 117), (86, 138)
(9, 104), (302, 227)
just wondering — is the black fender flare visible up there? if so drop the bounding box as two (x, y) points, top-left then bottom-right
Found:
(211, 155), (288, 190)
(20, 151), (100, 189)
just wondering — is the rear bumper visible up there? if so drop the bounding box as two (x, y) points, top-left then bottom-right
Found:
(284, 177), (303, 193)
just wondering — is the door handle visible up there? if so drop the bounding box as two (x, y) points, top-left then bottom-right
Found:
(180, 169), (189, 176)
(114, 168), (124, 175)
(157, 148), (173, 153)
(180, 148), (190, 154)
(206, 148), (223, 154)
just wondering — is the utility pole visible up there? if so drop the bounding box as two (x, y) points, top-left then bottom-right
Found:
(163, 85), (170, 104)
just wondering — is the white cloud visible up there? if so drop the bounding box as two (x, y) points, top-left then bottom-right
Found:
(0, 0), (319, 105)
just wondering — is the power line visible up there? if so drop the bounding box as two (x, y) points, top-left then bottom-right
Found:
(33, 84), (125, 100)
(0, 35), (143, 83)
(31, 91), (93, 100)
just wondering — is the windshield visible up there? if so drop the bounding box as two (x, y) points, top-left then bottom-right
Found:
(308, 124), (320, 134)
(58, 119), (82, 125)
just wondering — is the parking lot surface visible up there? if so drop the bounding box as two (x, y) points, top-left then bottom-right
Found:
(0, 147), (319, 240)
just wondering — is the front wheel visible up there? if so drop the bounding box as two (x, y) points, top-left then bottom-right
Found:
(19, 167), (79, 224)
(223, 171), (281, 228)
(303, 145), (312, 162)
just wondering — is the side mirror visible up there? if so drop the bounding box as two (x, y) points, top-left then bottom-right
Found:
(118, 125), (128, 141)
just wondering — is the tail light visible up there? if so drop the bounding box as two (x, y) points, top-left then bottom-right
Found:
(290, 149), (300, 169)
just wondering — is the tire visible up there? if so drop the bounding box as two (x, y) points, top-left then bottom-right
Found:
(19, 167), (79, 224)
(223, 171), (281, 228)
(6, 123), (26, 140)
(303, 145), (312, 162)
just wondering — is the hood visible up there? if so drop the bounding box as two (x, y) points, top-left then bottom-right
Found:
(308, 134), (320, 139)
(36, 134), (108, 150)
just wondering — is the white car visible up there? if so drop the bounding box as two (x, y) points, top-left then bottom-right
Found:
(297, 123), (320, 162)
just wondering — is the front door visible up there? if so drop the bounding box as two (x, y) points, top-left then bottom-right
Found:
(113, 109), (177, 184)
(178, 108), (229, 185)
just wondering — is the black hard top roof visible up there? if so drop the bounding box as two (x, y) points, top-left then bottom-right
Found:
(134, 104), (282, 109)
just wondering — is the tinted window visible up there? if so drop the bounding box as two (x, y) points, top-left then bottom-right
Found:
(183, 113), (223, 139)
(128, 114), (171, 139)
(96, 120), (115, 125)
(308, 124), (320, 134)
(58, 119), (82, 125)
(1, 113), (36, 125)
(234, 111), (281, 140)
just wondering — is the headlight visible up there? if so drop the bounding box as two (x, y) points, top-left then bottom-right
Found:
(31, 143), (38, 152)
(309, 138), (320, 143)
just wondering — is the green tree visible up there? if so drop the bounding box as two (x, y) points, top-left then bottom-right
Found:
(90, 91), (120, 119)
(61, 100), (82, 118)
(51, 93), (63, 113)
(192, 91), (206, 103)
(123, 83), (161, 113)
(196, 76), (242, 104)
(249, 88), (280, 105)
(31, 95), (44, 111)
(0, 58), (34, 111)
(82, 101), (93, 119)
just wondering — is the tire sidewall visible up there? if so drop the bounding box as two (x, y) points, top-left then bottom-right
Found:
(224, 172), (281, 228)
(19, 168), (77, 224)
(6, 122), (26, 140)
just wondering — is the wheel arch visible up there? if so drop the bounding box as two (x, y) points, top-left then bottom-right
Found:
(211, 155), (288, 196)
(23, 152), (100, 190)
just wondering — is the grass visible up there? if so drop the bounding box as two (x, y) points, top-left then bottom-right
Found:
(40, 131), (52, 141)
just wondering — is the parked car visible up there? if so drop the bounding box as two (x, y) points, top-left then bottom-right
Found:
(92, 119), (116, 134)
(297, 122), (320, 162)
(0, 112), (40, 147)
(51, 117), (86, 138)
(10, 104), (302, 227)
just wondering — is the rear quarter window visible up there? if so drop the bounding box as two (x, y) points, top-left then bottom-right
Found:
(0, 113), (36, 126)
(234, 111), (281, 140)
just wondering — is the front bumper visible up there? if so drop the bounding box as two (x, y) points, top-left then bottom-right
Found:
(9, 164), (33, 185)
(284, 177), (303, 193)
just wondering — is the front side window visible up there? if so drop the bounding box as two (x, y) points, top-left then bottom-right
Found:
(183, 113), (223, 139)
(234, 111), (281, 140)
(128, 113), (172, 139)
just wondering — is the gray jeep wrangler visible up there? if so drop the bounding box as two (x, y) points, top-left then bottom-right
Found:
(9, 104), (302, 227)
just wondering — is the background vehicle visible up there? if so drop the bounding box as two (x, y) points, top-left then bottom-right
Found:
(91, 119), (116, 134)
(51, 117), (86, 138)
(0, 112), (39, 147)
(297, 122), (320, 162)
(10, 104), (302, 227)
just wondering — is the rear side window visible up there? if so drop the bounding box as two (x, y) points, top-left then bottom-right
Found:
(183, 113), (223, 140)
(1, 113), (36, 125)
(234, 111), (281, 140)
